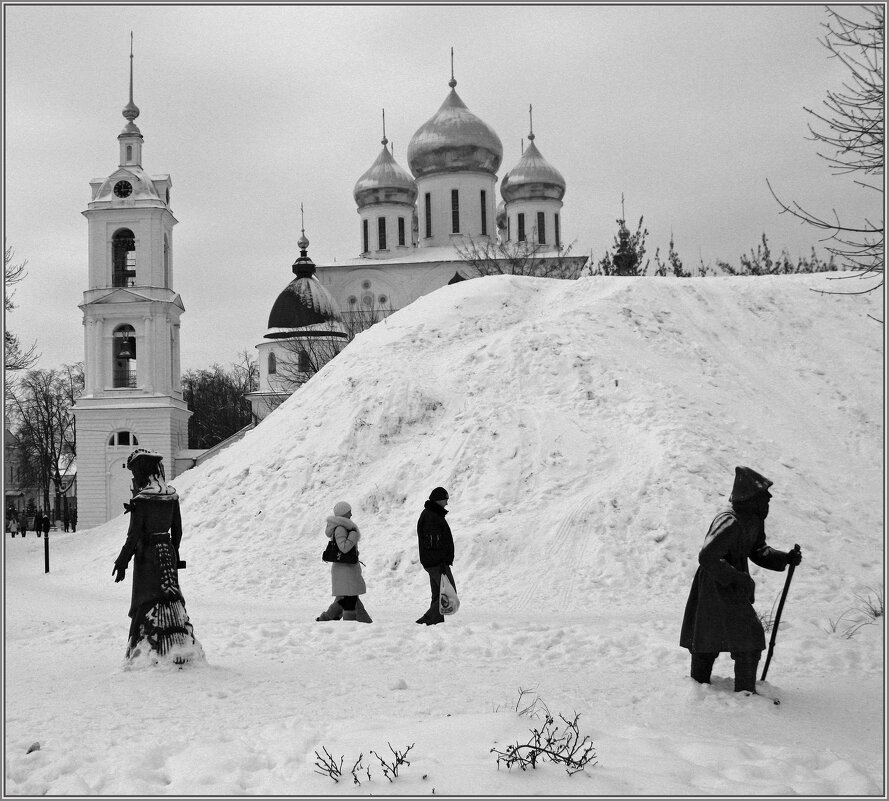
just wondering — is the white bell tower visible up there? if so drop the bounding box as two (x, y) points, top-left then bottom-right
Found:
(73, 36), (191, 529)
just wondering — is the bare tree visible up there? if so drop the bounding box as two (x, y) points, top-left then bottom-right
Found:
(592, 216), (651, 276)
(4, 242), (39, 373)
(182, 356), (257, 449)
(768, 4), (884, 294)
(454, 237), (588, 279)
(6, 364), (83, 515)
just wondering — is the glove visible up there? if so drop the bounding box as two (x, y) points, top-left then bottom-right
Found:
(112, 565), (126, 583)
(786, 548), (802, 567)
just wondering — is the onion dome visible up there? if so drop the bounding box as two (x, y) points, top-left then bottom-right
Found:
(266, 231), (346, 339)
(354, 137), (418, 209)
(407, 77), (502, 178)
(500, 134), (566, 203)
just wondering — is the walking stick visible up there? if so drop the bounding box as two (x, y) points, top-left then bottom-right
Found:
(761, 543), (801, 681)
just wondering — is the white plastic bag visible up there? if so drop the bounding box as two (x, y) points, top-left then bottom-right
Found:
(440, 574), (460, 616)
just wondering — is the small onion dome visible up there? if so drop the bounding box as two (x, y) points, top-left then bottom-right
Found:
(353, 141), (418, 208)
(407, 88), (502, 179)
(500, 138), (566, 203)
(266, 242), (346, 339)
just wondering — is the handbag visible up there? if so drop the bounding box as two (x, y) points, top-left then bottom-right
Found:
(322, 536), (358, 564)
(439, 573), (460, 615)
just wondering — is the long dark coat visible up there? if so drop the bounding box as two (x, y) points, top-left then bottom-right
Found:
(114, 488), (183, 618)
(680, 507), (788, 654)
(417, 501), (454, 568)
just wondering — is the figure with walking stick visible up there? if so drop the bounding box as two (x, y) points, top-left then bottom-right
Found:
(680, 466), (802, 695)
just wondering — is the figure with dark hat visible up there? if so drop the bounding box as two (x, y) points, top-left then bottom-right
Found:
(415, 486), (456, 626)
(680, 466), (802, 693)
(112, 448), (204, 667)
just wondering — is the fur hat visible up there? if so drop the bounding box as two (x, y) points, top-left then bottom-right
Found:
(333, 501), (352, 517)
(126, 448), (163, 471)
(729, 466), (773, 503)
(428, 486), (449, 502)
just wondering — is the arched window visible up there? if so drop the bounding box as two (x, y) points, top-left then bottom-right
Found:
(112, 228), (136, 286)
(108, 431), (139, 447)
(268, 352), (277, 375)
(298, 349), (311, 373)
(126, 145), (133, 161)
(112, 324), (137, 388)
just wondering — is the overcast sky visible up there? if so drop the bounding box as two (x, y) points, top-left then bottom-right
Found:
(3, 3), (878, 373)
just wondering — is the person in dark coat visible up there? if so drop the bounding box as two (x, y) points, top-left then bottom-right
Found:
(41, 514), (51, 537)
(680, 466), (802, 693)
(415, 486), (456, 626)
(113, 448), (204, 667)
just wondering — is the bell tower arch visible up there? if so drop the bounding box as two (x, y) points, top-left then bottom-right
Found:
(73, 35), (191, 529)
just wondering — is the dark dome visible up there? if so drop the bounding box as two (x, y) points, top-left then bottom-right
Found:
(500, 139), (566, 203)
(407, 88), (502, 178)
(354, 143), (418, 208)
(266, 276), (345, 338)
(266, 246), (346, 339)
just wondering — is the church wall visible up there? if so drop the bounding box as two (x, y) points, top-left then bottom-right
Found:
(357, 202), (416, 258)
(415, 172), (498, 247)
(504, 198), (564, 250)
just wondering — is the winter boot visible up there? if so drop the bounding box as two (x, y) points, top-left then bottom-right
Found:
(315, 601), (343, 622)
(355, 599), (373, 623)
(342, 610), (358, 621)
(733, 652), (760, 693)
(690, 652), (717, 684)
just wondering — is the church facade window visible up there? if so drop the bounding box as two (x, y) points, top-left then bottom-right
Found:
(126, 145), (132, 161)
(268, 352), (277, 374)
(537, 211), (546, 244)
(378, 217), (387, 250)
(112, 228), (137, 286)
(518, 213), (526, 242)
(555, 214), (560, 248)
(362, 219), (369, 254)
(424, 193), (432, 238)
(298, 349), (311, 373)
(398, 217), (405, 246)
(451, 189), (460, 233)
(480, 190), (487, 235)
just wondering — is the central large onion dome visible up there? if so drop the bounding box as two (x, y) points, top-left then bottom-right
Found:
(407, 82), (503, 179)
(500, 134), (566, 203)
(266, 233), (347, 340)
(353, 138), (418, 209)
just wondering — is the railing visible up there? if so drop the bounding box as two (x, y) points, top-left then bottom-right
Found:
(113, 369), (137, 388)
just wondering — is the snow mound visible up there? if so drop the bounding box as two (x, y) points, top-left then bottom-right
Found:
(67, 274), (882, 623)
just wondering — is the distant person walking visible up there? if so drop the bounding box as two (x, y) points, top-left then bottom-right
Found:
(415, 487), (455, 626)
(680, 466), (802, 693)
(63, 515), (70, 532)
(317, 501), (370, 623)
(9, 518), (19, 537)
(112, 448), (204, 667)
(71, 512), (77, 532)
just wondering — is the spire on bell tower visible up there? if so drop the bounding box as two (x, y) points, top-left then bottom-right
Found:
(449, 47), (456, 89)
(528, 104), (535, 142)
(119, 32), (144, 167)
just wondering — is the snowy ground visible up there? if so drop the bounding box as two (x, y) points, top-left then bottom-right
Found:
(4, 274), (884, 797)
